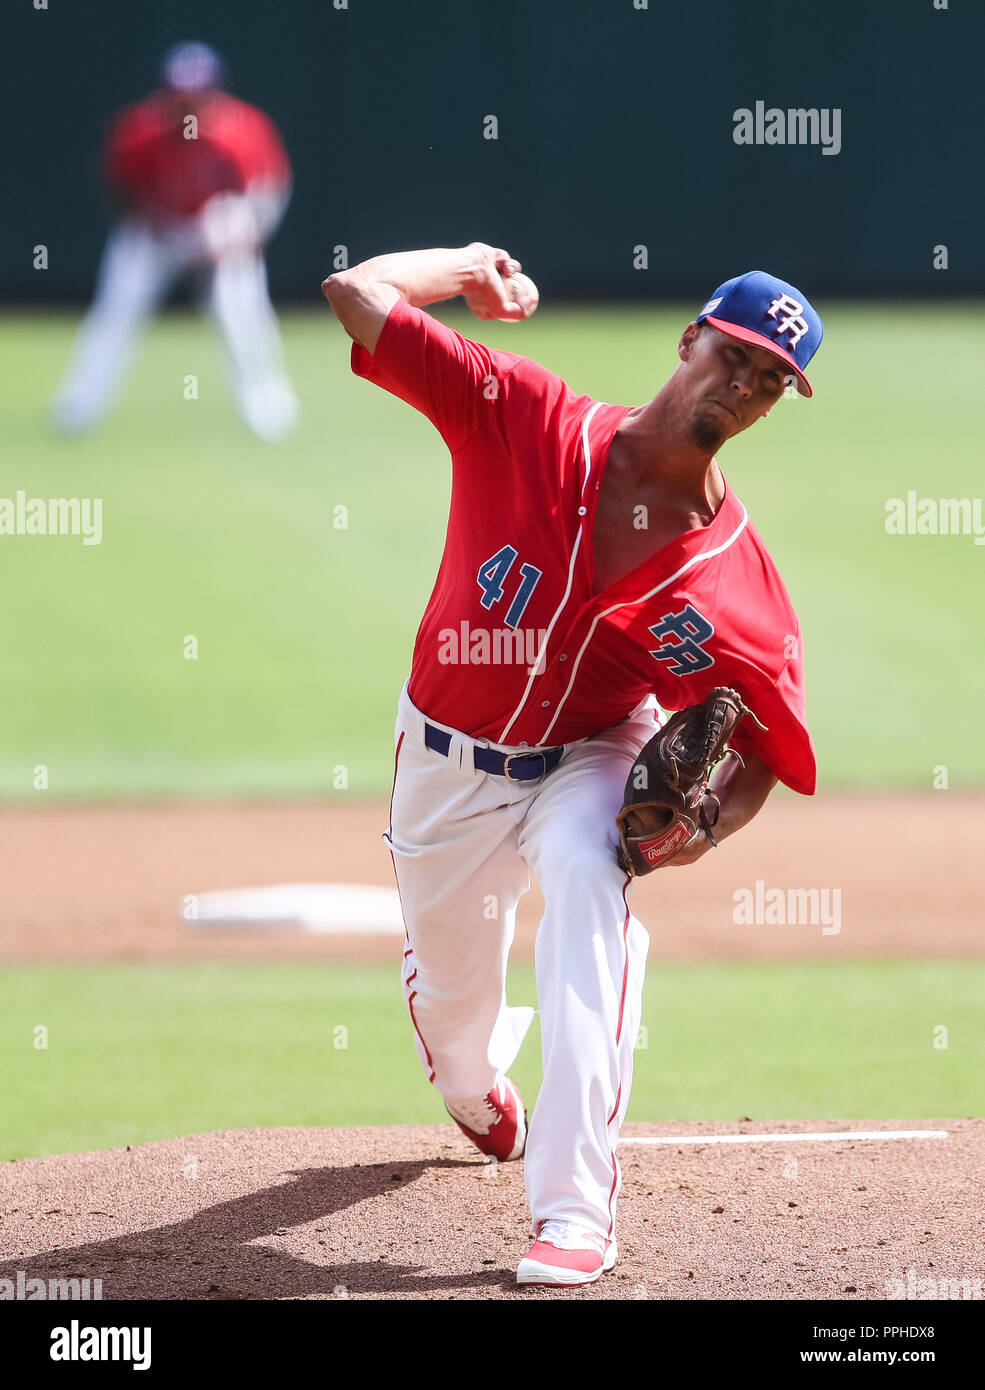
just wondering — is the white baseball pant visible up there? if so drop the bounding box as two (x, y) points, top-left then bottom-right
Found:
(52, 210), (298, 441)
(386, 679), (660, 1240)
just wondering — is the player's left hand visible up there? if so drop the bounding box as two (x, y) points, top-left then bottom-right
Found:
(657, 828), (713, 867)
(618, 807), (712, 869)
(616, 688), (765, 875)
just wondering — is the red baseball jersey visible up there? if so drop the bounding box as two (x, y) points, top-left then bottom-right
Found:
(104, 91), (291, 220)
(353, 299), (817, 795)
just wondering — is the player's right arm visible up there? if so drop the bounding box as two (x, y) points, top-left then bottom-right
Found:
(321, 243), (528, 352)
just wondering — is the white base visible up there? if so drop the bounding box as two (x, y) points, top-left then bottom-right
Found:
(184, 882), (404, 935)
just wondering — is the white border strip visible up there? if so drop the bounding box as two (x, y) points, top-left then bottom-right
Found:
(578, 400), (601, 496)
(621, 1129), (949, 1146)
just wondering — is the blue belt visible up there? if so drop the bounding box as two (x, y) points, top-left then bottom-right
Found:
(424, 723), (564, 782)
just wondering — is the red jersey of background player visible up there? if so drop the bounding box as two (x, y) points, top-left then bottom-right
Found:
(353, 299), (817, 796)
(104, 90), (291, 222)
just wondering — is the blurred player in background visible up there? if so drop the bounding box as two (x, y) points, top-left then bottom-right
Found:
(53, 41), (299, 442)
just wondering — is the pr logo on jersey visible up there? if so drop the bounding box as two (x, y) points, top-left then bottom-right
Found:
(648, 604), (715, 676)
(766, 293), (810, 350)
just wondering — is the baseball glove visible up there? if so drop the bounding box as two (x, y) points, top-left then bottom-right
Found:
(615, 687), (766, 876)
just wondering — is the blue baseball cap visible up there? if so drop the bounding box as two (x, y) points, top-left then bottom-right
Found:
(696, 270), (823, 397)
(161, 42), (226, 93)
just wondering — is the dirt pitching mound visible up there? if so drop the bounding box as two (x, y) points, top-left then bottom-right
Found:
(1, 1121), (981, 1301)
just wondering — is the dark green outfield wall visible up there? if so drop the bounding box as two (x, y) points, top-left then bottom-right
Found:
(3, 0), (979, 302)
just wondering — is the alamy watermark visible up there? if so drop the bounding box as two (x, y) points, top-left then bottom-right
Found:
(733, 880), (841, 935)
(438, 622), (548, 670)
(885, 492), (985, 546)
(49, 1320), (150, 1370)
(885, 1268), (982, 1300)
(1, 1270), (103, 1300)
(733, 101), (842, 156)
(0, 491), (102, 545)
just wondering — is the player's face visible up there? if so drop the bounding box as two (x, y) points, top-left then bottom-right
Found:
(679, 323), (789, 449)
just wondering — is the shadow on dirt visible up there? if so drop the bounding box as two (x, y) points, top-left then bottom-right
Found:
(0, 1157), (511, 1299)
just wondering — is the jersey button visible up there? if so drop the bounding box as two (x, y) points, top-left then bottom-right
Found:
(559, 653), (568, 661)
(540, 699), (551, 708)
(577, 506), (587, 516)
(518, 741), (529, 748)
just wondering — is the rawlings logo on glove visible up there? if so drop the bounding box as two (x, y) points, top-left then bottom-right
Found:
(615, 687), (766, 876)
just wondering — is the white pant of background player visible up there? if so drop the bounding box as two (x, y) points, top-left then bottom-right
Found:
(52, 194), (299, 442)
(388, 679), (660, 1239)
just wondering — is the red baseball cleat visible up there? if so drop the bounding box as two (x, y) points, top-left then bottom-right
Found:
(516, 1220), (618, 1287)
(445, 1077), (526, 1161)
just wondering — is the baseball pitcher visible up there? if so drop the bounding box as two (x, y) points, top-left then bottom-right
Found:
(322, 247), (822, 1287)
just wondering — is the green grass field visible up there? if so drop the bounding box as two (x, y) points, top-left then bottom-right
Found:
(2, 303), (983, 800)
(2, 959), (982, 1160)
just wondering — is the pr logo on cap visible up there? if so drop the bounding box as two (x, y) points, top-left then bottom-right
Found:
(766, 293), (810, 350)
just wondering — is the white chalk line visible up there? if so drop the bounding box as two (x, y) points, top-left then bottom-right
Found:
(620, 1129), (949, 1146)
